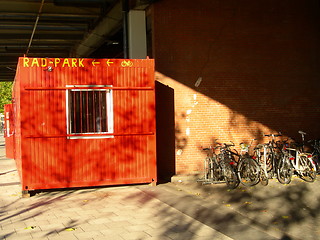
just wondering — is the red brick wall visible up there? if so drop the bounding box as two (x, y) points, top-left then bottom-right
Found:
(152, 0), (320, 175)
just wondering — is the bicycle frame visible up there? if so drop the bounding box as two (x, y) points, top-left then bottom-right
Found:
(309, 139), (320, 171)
(202, 147), (217, 181)
(199, 142), (240, 188)
(253, 144), (269, 179)
(264, 133), (283, 172)
(285, 147), (315, 174)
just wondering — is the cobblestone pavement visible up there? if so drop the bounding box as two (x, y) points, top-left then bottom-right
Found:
(167, 176), (320, 240)
(1, 136), (319, 240)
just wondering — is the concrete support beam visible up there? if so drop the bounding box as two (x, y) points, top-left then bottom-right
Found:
(128, 10), (147, 59)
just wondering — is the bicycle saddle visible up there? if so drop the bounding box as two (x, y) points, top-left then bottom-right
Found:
(298, 130), (307, 135)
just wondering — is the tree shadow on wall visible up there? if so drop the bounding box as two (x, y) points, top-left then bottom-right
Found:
(156, 81), (176, 183)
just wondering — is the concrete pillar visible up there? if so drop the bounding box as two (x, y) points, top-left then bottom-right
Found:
(128, 10), (147, 59)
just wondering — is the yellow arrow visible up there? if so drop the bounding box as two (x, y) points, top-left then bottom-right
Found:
(106, 59), (114, 66)
(92, 60), (100, 66)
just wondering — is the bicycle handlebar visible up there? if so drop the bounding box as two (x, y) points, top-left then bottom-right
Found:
(202, 148), (211, 151)
(308, 139), (320, 146)
(223, 143), (235, 148)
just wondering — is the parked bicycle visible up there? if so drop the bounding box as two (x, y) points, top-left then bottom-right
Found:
(198, 130), (318, 188)
(199, 141), (239, 189)
(276, 139), (294, 184)
(263, 133), (282, 178)
(252, 142), (271, 186)
(237, 139), (261, 187)
(277, 131), (316, 183)
(201, 146), (220, 182)
(308, 138), (320, 173)
(215, 142), (240, 189)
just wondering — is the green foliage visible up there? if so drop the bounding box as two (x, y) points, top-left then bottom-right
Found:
(0, 82), (13, 113)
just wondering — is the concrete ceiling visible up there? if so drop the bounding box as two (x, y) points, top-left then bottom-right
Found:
(0, 0), (125, 82)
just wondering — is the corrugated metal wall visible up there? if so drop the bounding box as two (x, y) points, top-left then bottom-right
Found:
(14, 57), (156, 191)
(4, 104), (14, 159)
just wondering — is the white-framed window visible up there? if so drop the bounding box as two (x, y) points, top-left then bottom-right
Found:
(66, 85), (113, 139)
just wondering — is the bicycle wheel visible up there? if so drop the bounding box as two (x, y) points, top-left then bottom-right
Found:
(299, 156), (316, 182)
(237, 157), (260, 187)
(311, 151), (320, 173)
(212, 160), (223, 181)
(204, 157), (212, 180)
(222, 161), (239, 189)
(276, 155), (292, 184)
(260, 169), (269, 186)
(266, 146), (274, 174)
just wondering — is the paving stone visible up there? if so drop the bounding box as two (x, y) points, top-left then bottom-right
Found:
(145, 237), (172, 240)
(73, 230), (104, 239)
(120, 231), (152, 240)
(3, 233), (34, 240)
(108, 214), (135, 222)
(63, 207), (83, 213)
(126, 218), (155, 227)
(164, 230), (198, 240)
(30, 230), (60, 239)
(5, 221), (27, 230)
(105, 220), (133, 229)
(193, 225), (231, 238)
(98, 209), (118, 215)
(193, 235), (233, 240)
(38, 223), (66, 232)
(87, 217), (112, 225)
(0, 229), (16, 239)
(100, 227), (129, 236)
(93, 236), (124, 240)
(143, 228), (168, 238)
(124, 224), (153, 232)
(47, 235), (78, 240)
(79, 223), (108, 232)
(48, 217), (74, 225)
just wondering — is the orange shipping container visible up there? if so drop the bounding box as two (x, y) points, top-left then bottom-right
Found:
(11, 57), (157, 194)
(4, 104), (14, 159)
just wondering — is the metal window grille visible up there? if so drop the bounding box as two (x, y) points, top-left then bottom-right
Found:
(66, 86), (113, 138)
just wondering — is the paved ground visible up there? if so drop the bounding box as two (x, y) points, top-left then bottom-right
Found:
(1, 135), (320, 240)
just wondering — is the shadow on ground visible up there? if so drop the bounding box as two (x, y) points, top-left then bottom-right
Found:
(128, 178), (320, 240)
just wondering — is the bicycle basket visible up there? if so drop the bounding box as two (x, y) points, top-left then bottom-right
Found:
(240, 143), (249, 152)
